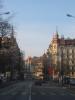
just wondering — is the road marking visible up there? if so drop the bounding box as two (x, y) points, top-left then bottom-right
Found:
(11, 91), (18, 95)
(32, 92), (36, 95)
(60, 93), (66, 96)
(21, 92), (27, 95)
(0, 86), (18, 95)
(41, 92), (46, 95)
(62, 87), (67, 89)
(70, 93), (75, 96)
(29, 83), (33, 100)
(0, 92), (8, 95)
(50, 93), (56, 95)
(35, 86), (63, 89)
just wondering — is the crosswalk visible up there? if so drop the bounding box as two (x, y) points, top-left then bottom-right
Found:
(0, 91), (75, 96)
(31, 91), (75, 96)
(0, 81), (75, 97)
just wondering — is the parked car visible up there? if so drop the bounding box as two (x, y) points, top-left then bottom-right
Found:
(42, 80), (47, 83)
(34, 80), (42, 86)
(63, 76), (70, 84)
(0, 76), (7, 83)
(70, 78), (75, 86)
(2, 76), (7, 83)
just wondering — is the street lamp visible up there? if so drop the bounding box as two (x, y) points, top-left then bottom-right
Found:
(0, 11), (10, 23)
(66, 14), (75, 18)
(0, 12), (10, 15)
(66, 13), (75, 87)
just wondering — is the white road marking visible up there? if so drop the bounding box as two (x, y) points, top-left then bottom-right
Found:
(60, 93), (66, 95)
(41, 92), (46, 95)
(32, 92), (36, 95)
(0, 92), (8, 95)
(70, 93), (75, 96)
(21, 92), (27, 95)
(29, 83), (33, 100)
(50, 93), (56, 95)
(0, 87), (17, 95)
(35, 86), (63, 89)
(62, 87), (67, 89)
(11, 91), (18, 95)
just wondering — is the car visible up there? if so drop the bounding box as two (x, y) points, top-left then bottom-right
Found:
(70, 78), (75, 86)
(63, 76), (70, 84)
(34, 80), (42, 86)
(2, 76), (7, 83)
(42, 80), (47, 83)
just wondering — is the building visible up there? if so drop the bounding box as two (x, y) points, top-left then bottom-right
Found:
(32, 56), (44, 80)
(0, 35), (21, 80)
(47, 31), (75, 78)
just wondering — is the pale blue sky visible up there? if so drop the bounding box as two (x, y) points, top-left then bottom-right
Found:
(2, 0), (75, 58)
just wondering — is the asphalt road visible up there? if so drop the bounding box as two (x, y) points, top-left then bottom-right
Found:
(0, 80), (75, 100)
(31, 85), (75, 100)
(0, 80), (33, 100)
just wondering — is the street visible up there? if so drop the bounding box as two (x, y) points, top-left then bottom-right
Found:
(0, 80), (75, 100)
(0, 80), (33, 100)
(32, 83), (75, 100)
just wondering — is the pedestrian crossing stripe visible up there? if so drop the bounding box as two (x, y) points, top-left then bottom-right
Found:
(0, 92), (8, 95)
(32, 92), (36, 95)
(70, 93), (75, 96)
(11, 92), (18, 95)
(21, 92), (27, 95)
(50, 93), (56, 95)
(60, 93), (66, 95)
(0, 87), (18, 95)
(41, 92), (46, 95)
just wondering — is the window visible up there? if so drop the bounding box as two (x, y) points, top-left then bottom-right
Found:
(69, 60), (72, 65)
(69, 55), (72, 59)
(63, 49), (66, 54)
(69, 49), (72, 54)
(63, 55), (67, 59)
(70, 66), (72, 70)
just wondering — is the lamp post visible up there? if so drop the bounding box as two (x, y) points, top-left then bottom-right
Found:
(66, 13), (75, 86)
(66, 14), (75, 18)
(0, 12), (10, 15)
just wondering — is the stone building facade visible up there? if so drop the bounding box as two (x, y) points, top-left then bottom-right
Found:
(31, 57), (44, 80)
(47, 32), (75, 78)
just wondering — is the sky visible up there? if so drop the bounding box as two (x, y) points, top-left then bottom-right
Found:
(1, 0), (75, 58)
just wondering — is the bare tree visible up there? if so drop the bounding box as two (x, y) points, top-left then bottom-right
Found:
(0, 21), (12, 37)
